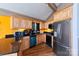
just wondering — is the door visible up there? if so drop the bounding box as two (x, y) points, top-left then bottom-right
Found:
(53, 20), (71, 56)
(55, 41), (70, 56)
(61, 20), (71, 47)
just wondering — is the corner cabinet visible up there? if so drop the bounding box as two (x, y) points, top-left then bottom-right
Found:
(53, 6), (72, 22)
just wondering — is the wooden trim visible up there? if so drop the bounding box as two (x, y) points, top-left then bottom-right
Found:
(48, 3), (57, 11)
(57, 3), (73, 11)
(46, 11), (53, 21)
(47, 4), (73, 22)
(13, 15), (46, 22)
(55, 4), (73, 14)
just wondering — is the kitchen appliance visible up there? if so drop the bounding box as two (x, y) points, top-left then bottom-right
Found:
(11, 31), (23, 53)
(14, 31), (23, 41)
(5, 34), (14, 38)
(23, 30), (30, 36)
(53, 20), (71, 56)
(46, 33), (53, 48)
(30, 30), (36, 48)
(32, 22), (40, 32)
(48, 24), (53, 29)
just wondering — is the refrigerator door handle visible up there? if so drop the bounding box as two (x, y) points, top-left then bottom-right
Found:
(54, 31), (57, 37)
(57, 24), (62, 39)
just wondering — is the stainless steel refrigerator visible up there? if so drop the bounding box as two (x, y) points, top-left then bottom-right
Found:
(53, 20), (71, 56)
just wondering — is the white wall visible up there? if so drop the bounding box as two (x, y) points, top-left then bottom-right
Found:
(71, 4), (78, 56)
(77, 4), (79, 56)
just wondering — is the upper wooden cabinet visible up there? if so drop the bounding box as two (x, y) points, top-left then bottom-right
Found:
(40, 22), (45, 29)
(20, 19), (26, 28)
(11, 17), (20, 29)
(20, 19), (32, 29)
(10, 16), (32, 29)
(25, 20), (32, 29)
(53, 6), (72, 22)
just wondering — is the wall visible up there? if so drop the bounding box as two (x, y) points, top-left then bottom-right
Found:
(0, 16), (45, 55)
(70, 4), (78, 56)
(0, 16), (45, 39)
(0, 16), (17, 39)
(0, 16), (17, 54)
(77, 4), (79, 56)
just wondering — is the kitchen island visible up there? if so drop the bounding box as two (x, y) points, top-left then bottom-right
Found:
(0, 33), (46, 56)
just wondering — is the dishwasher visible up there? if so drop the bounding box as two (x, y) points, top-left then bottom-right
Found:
(46, 33), (53, 48)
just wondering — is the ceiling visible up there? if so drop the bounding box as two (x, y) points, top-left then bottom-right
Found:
(0, 3), (72, 21)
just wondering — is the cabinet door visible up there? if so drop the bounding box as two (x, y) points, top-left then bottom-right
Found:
(26, 20), (32, 29)
(20, 20), (26, 28)
(0, 39), (12, 55)
(22, 36), (30, 50)
(40, 22), (45, 29)
(42, 34), (46, 43)
(36, 35), (42, 45)
(11, 17), (20, 29)
(28, 20), (32, 29)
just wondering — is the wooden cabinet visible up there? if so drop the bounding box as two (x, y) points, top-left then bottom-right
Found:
(36, 34), (46, 45)
(40, 22), (45, 29)
(0, 38), (14, 55)
(18, 36), (30, 56)
(37, 34), (42, 44)
(53, 6), (72, 22)
(20, 19), (26, 28)
(26, 20), (32, 29)
(19, 19), (32, 29)
(10, 16), (32, 29)
(20, 36), (30, 51)
(42, 34), (46, 43)
(11, 16), (20, 29)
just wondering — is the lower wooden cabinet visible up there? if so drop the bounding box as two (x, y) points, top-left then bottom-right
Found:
(20, 36), (30, 51)
(18, 36), (30, 56)
(36, 34), (46, 45)
(42, 34), (46, 43)
(36, 34), (42, 45)
(0, 38), (14, 55)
